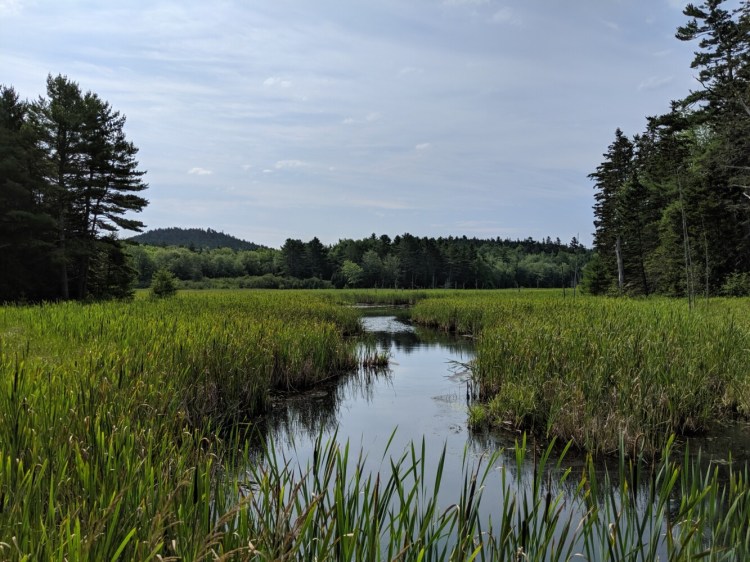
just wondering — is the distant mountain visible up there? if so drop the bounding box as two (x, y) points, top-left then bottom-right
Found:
(128, 227), (263, 250)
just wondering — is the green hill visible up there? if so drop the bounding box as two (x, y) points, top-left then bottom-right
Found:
(128, 227), (262, 250)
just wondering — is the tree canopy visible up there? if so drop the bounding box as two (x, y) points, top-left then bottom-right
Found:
(126, 233), (589, 291)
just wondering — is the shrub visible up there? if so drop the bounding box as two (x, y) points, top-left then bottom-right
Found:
(150, 268), (178, 298)
(721, 272), (750, 296)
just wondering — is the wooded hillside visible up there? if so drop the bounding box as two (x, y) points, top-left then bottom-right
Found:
(129, 227), (262, 251)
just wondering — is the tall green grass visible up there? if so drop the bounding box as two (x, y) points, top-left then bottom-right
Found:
(411, 292), (750, 454)
(2, 289), (750, 559)
(0, 291), (362, 559)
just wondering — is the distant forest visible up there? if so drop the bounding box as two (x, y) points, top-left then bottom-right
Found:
(126, 231), (589, 290)
(589, 1), (750, 298)
(129, 227), (263, 251)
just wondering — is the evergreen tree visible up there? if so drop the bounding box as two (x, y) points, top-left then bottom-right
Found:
(0, 74), (149, 301)
(677, 0), (750, 273)
(589, 128), (634, 294)
(0, 86), (57, 301)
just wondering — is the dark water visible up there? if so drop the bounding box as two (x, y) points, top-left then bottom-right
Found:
(264, 311), (750, 482)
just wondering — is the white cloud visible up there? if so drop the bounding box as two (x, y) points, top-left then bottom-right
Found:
(638, 75), (674, 91)
(188, 167), (212, 175)
(342, 117), (356, 125)
(241, 164), (253, 170)
(275, 159), (306, 169)
(263, 76), (292, 88)
(602, 19), (619, 31)
(491, 7), (514, 24)
(0, 0), (24, 16)
(415, 142), (432, 150)
(365, 112), (381, 122)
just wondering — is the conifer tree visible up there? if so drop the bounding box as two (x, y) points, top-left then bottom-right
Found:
(589, 128), (634, 294)
(29, 74), (148, 299)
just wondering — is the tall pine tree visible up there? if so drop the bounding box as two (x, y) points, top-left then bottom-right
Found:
(29, 75), (148, 300)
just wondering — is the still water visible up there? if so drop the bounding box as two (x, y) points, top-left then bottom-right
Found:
(264, 314), (497, 481)
(255, 313), (747, 557)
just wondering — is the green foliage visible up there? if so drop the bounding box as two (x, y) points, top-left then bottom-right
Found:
(2, 290), (750, 558)
(340, 259), (364, 287)
(0, 86), (58, 302)
(149, 268), (177, 298)
(579, 252), (609, 294)
(412, 291), (750, 454)
(0, 291), (363, 559)
(591, 2), (750, 296)
(0, 75), (148, 302)
(128, 233), (590, 292)
(721, 272), (750, 297)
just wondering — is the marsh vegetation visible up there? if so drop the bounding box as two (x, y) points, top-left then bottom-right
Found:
(1, 289), (750, 560)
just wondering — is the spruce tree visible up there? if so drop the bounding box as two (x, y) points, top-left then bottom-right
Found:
(589, 129), (634, 294)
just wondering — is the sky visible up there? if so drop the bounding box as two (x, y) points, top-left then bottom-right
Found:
(1, 0), (702, 248)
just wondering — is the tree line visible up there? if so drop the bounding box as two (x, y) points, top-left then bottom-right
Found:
(588, 0), (750, 298)
(2, 76), (588, 300)
(0, 75), (148, 302)
(127, 233), (589, 290)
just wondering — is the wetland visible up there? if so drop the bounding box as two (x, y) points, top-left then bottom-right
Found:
(2, 289), (750, 560)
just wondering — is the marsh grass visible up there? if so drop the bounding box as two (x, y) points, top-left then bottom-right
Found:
(410, 293), (750, 454)
(2, 289), (750, 559)
(0, 291), (363, 559)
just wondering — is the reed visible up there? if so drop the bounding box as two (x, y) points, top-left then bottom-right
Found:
(0, 290), (363, 559)
(411, 292), (750, 454)
(2, 289), (750, 559)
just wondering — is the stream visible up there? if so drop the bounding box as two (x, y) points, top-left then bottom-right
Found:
(254, 312), (750, 557)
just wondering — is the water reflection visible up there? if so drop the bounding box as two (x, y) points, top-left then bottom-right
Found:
(360, 315), (474, 355)
(264, 368), (393, 449)
(250, 313), (747, 559)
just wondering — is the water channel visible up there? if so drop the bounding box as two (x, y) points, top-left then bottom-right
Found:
(255, 311), (749, 557)
(265, 313), (488, 475)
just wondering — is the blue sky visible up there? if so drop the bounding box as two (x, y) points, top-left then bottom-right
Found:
(2, 0), (700, 247)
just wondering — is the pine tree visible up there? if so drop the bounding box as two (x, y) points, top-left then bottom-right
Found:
(29, 75), (148, 300)
(677, 1), (750, 273)
(0, 86), (57, 301)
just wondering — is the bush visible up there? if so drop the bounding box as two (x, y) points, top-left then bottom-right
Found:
(150, 268), (178, 298)
(721, 272), (750, 297)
